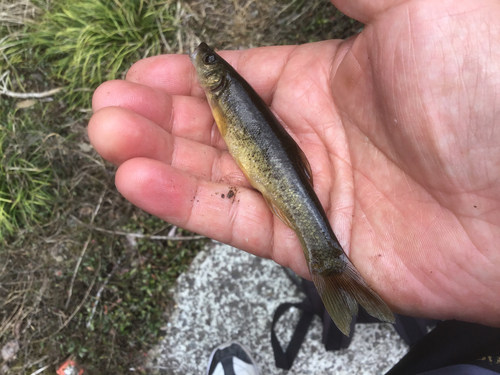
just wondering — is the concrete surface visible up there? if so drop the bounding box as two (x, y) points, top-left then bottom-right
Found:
(148, 242), (408, 374)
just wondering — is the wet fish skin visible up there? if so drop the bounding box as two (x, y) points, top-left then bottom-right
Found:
(190, 42), (395, 335)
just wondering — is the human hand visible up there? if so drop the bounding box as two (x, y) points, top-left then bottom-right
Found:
(88, 0), (500, 326)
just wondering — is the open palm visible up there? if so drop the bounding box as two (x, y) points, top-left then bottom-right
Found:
(88, 0), (500, 326)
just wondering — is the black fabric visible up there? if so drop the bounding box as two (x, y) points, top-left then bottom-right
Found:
(385, 320), (500, 375)
(393, 314), (433, 348)
(417, 364), (500, 375)
(272, 273), (436, 370)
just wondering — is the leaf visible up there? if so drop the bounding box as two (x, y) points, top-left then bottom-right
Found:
(15, 99), (36, 109)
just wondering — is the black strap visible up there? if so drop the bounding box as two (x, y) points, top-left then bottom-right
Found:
(271, 276), (354, 369)
(271, 302), (314, 370)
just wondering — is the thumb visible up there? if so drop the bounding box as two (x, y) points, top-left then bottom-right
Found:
(331, 0), (408, 24)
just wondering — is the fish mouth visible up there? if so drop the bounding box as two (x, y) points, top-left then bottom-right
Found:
(189, 47), (198, 64)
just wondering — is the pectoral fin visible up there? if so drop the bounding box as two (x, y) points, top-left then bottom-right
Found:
(208, 96), (228, 137)
(262, 194), (294, 230)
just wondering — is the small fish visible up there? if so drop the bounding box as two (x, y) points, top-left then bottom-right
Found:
(190, 42), (394, 335)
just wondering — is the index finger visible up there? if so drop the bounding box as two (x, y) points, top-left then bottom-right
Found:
(126, 54), (202, 98)
(125, 45), (297, 104)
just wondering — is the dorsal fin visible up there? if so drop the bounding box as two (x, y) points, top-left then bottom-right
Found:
(297, 147), (313, 187)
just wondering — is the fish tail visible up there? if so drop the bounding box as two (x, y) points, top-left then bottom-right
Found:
(311, 258), (395, 336)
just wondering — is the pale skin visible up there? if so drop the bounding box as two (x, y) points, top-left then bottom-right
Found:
(88, 0), (500, 327)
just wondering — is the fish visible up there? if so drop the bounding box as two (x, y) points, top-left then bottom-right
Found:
(190, 42), (395, 336)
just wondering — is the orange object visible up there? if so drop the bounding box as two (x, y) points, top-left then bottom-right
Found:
(56, 359), (84, 375)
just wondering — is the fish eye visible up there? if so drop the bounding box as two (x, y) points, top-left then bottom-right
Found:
(203, 53), (217, 65)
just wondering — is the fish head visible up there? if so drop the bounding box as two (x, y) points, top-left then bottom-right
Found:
(190, 42), (227, 93)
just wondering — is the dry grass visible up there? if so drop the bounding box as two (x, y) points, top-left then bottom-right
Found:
(0, 0), (39, 26)
(178, 0), (362, 52)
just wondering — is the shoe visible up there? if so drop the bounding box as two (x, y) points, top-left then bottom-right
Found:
(206, 341), (260, 375)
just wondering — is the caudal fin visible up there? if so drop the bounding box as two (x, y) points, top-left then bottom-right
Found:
(311, 258), (395, 336)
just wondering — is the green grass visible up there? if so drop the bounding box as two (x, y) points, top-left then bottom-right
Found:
(2, 0), (176, 110)
(0, 105), (54, 239)
(0, 0), (179, 235)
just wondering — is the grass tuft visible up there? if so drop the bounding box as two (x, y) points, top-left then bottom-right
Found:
(0, 107), (54, 239)
(2, 0), (177, 110)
